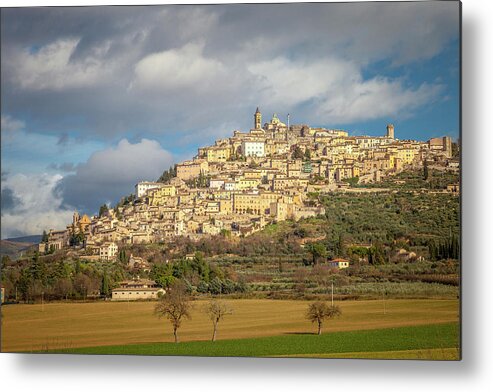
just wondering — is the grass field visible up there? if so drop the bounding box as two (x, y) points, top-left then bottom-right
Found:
(1, 298), (459, 354)
(45, 323), (460, 360)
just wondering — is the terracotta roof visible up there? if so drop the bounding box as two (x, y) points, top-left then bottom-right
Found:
(112, 288), (162, 292)
(330, 258), (350, 263)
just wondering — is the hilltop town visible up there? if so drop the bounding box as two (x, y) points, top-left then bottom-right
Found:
(41, 108), (457, 260)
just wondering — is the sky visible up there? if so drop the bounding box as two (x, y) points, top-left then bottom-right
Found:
(0, 1), (460, 238)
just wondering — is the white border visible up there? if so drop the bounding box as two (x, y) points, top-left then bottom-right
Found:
(2, 0), (492, 391)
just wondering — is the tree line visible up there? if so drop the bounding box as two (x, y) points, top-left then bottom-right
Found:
(1, 252), (126, 303)
(149, 253), (248, 295)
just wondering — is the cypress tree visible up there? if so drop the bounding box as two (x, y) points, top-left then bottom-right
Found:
(101, 272), (110, 298)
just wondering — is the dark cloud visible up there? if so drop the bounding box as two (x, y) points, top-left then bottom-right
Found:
(55, 138), (173, 214)
(1, 187), (22, 213)
(56, 133), (70, 146)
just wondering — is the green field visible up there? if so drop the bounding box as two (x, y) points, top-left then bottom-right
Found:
(45, 323), (459, 360)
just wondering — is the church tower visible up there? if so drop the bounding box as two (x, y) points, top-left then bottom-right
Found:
(254, 107), (262, 129)
(386, 124), (395, 139)
(73, 211), (80, 226)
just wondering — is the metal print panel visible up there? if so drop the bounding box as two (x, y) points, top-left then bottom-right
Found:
(0, 1), (461, 360)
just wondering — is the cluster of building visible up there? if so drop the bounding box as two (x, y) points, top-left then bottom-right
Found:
(42, 108), (456, 258)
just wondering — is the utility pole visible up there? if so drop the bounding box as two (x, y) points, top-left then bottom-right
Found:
(383, 290), (386, 315)
(331, 280), (334, 307)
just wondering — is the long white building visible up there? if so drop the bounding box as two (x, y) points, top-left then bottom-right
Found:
(135, 181), (165, 198)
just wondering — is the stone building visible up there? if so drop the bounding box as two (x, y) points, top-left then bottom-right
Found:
(111, 279), (164, 301)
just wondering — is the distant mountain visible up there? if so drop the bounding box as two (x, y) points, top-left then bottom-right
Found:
(0, 235), (41, 260)
(4, 234), (42, 244)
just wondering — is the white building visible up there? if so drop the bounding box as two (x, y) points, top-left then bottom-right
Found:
(328, 258), (350, 269)
(224, 181), (238, 191)
(135, 181), (165, 198)
(209, 179), (225, 189)
(355, 137), (392, 149)
(111, 279), (165, 301)
(100, 242), (118, 261)
(242, 141), (265, 157)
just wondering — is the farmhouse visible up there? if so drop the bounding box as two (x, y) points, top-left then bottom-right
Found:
(111, 279), (164, 301)
(328, 258), (350, 269)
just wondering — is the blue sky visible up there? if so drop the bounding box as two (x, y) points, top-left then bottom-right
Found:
(0, 2), (460, 238)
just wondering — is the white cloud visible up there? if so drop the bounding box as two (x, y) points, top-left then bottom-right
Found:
(1, 173), (73, 238)
(1, 115), (26, 143)
(1, 114), (25, 134)
(132, 42), (224, 92)
(248, 57), (359, 107)
(6, 38), (112, 91)
(248, 56), (443, 124)
(317, 79), (443, 123)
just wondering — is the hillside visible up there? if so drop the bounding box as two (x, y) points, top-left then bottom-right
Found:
(0, 235), (41, 260)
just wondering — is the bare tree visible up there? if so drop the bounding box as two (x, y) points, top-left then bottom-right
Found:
(205, 300), (233, 342)
(306, 302), (342, 335)
(154, 281), (192, 343)
(55, 278), (73, 301)
(310, 264), (331, 293)
(293, 267), (308, 295)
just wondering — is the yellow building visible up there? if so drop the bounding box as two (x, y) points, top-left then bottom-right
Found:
(187, 220), (200, 233)
(233, 193), (264, 215)
(270, 201), (295, 221)
(237, 178), (260, 190)
(334, 163), (360, 181)
(205, 146), (232, 162)
(233, 192), (294, 219)
(176, 160), (209, 180)
(361, 157), (392, 174)
(147, 185), (177, 206)
(243, 170), (263, 180)
(396, 148), (417, 165)
(205, 201), (220, 214)
(219, 198), (233, 214)
(272, 177), (304, 191)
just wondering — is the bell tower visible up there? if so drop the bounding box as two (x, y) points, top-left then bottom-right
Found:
(73, 211), (80, 225)
(386, 124), (395, 139)
(254, 107), (262, 129)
